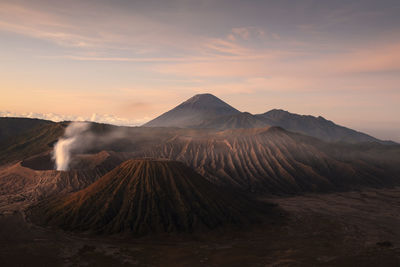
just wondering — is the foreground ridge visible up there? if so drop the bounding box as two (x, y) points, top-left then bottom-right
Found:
(29, 159), (273, 235)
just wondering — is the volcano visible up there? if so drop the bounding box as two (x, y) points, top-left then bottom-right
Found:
(29, 159), (271, 235)
(142, 94), (394, 144)
(255, 109), (384, 143)
(143, 93), (240, 127)
(197, 112), (267, 130)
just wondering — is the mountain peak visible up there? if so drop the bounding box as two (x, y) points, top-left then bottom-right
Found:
(264, 109), (290, 115)
(184, 93), (218, 103)
(176, 93), (239, 111)
(257, 109), (381, 143)
(268, 109), (287, 112)
(143, 93), (239, 127)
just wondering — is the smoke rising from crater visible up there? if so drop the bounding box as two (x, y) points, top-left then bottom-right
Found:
(53, 122), (90, 171)
(52, 121), (133, 171)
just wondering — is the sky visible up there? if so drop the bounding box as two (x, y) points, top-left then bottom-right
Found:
(0, 0), (399, 141)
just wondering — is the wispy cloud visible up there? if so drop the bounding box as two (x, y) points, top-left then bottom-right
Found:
(229, 26), (267, 41)
(0, 111), (149, 126)
(0, 2), (185, 52)
(0, 3), (99, 48)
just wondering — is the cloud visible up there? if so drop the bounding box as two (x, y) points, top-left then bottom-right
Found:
(229, 27), (266, 41)
(0, 3), (100, 48)
(0, 2), (287, 63)
(0, 1), (187, 52)
(0, 111), (149, 126)
(61, 55), (210, 62)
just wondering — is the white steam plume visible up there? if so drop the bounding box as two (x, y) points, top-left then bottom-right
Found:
(52, 122), (90, 171)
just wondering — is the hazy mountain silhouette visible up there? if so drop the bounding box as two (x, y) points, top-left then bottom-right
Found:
(1, 95), (393, 145)
(143, 93), (240, 127)
(142, 94), (393, 144)
(197, 112), (266, 130)
(255, 109), (385, 144)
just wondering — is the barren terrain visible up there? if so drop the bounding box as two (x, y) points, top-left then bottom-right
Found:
(1, 187), (399, 266)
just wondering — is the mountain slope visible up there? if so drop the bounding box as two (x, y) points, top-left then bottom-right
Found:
(196, 112), (267, 130)
(0, 121), (65, 165)
(1, 117), (398, 197)
(256, 109), (383, 143)
(0, 151), (128, 202)
(0, 117), (54, 143)
(143, 127), (400, 194)
(143, 93), (240, 127)
(29, 159), (271, 235)
(143, 93), (389, 143)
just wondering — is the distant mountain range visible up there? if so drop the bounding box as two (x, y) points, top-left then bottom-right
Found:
(1, 94), (399, 240)
(144, 93), (391, 144)
(0, 93), (399, 198)
(255, 109), (385, 144)
(1, 94), (394, 144)
(1, 112), (400, 239)
(1, 119), (399, 195)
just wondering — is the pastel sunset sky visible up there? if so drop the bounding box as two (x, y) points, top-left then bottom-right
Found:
(1, 0), (399, 141)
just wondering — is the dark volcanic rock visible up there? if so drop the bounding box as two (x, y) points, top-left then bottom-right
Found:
(29, 159), (271, 235)
(197, 112), (267, 130)
(0, 117), (54, 143)
(143, 127), (400, 194)
(0, 151), (129, 202)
